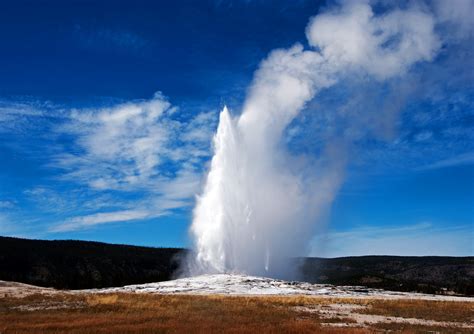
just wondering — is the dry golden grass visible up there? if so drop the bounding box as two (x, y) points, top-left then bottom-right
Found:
(0, 293), (330, 334)
(372, 322), (474, 334)
(0, 293), (471, 333)
(355, 299), (474, 322)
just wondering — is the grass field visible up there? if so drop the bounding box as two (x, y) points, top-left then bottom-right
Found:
(0, 291), (472, 333)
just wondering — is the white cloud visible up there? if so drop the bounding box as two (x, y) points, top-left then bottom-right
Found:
(53, 92), (214, 192)
(0, 93), (217, 233)
(58, 93), (173, 189)
(50, 209), (156, 232)
(46, 93), (217, 232)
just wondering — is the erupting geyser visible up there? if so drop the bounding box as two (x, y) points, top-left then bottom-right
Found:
(190, 103), (338, 277)
(188, 1), (441, 277)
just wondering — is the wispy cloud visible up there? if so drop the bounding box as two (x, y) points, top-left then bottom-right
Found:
(0, 212), (35, 238)
(48, 94), (216, 231)
(2, 93), (217, 233)
(50, 209), (156, 232)
(51, 92), (214, 192)
(0, 201), (15, 209)
(416, 152), (474, 171)
(312, 222), (473, 257)
(0, 99), (64, 134)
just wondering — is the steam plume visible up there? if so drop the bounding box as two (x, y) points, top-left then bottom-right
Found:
(188, 1), (445, 277)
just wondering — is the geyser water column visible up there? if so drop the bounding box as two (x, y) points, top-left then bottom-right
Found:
(189, 1), (440, 277)
(190, 47), (337, 277)
(191, 104), (320, 277)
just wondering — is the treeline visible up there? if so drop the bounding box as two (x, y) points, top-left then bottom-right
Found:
(0, 236), (184, 289)
(1, 236), (473, 295)
(298, 256), (474, 296)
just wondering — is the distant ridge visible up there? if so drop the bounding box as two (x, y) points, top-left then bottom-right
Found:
(0, 236), (184, 289)
(0, 236), (472, 295)
(298, 256), (474, 296)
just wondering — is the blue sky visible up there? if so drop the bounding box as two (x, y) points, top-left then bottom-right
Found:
(0, 0), (472, 256)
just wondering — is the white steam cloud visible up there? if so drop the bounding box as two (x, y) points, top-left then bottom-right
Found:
(187, 1), (463, 277)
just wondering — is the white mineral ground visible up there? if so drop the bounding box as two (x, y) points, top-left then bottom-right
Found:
(88, 274), (472, 301)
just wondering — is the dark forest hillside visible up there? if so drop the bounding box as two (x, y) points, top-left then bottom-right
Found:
(298, 256), (474, 296)
(0, 236), (183, 289)
(0, 236), (472, 295)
